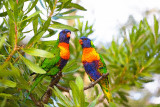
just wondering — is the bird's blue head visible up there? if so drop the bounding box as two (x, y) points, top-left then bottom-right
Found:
(79, 36), (93, 48)
(59, 29), (71, 43)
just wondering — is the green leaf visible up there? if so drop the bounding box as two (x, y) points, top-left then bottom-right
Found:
(109, 102), (117, 107)
(57, 15), (83, 20)
(26, 0), (38, 14)
(9, 18), (15, 47)
(75, 77), (85, 107)
(0, 11), (7, 17)
(50, 22), (78, 31)
(1, 97), (7, 107)
(27, 31), (45, 47)
(14, 2), (18, 22)
(23, 48), (54, 58)
(88, 93), (102, 107)
(4, 2), (14, 20)
(69, 3), (86, 11)
(19, 53), (46, 74)
(154, 15), (159, 39)
(69, 81), (79, 106)
(0, 79), (17, 88)
(143, 57), (156, 68)
(20, 11), (41, 22)
(0, 93), (12, 97)
(61, 9), (77, 15)
(53, 86), (73, 106)
(33, 16), (38, 34)
(42, 17), (51, 31)
(75, 76), (84, 91)
(0, 34), (7, 50)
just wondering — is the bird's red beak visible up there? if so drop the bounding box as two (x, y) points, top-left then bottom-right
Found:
(67, 32), (71, 38)
(79, 39), (83, 45)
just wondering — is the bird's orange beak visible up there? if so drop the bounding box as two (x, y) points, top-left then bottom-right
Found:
(79, 39), (83, 45)
(67, 32), (71, 38)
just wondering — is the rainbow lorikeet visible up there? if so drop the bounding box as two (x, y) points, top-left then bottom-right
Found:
(25, 29), (71, 101)
(79, 36), (112, 103)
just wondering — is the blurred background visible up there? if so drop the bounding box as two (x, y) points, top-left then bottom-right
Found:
(1, 0), (160, 106)
(71, 0), (160, 106)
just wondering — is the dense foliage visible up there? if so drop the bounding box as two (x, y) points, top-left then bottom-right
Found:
(0, 0), (160, 107)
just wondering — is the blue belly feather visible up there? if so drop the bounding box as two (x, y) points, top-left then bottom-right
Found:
(83, 60), (102, 81)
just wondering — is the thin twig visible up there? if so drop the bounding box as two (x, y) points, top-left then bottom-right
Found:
(139, 67), (144, 73)
(84, 73), (109, 90)
(55, 84), (70, 92)
(30, 71), (62, 107)
(55, 73), (110, 92)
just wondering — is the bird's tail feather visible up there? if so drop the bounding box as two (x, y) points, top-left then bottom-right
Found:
(99, 77), (113, 103)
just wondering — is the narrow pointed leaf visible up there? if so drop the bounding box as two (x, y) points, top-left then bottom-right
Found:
(50, 22), (78, 31)
(0, 93), (12, 97)
(21, 11), (41, 22)
(0, 79), (16, 88)
(154, 15), (159, 39)
(23, 48), (54, 58)
(69, 3), (86, 11)
(57, 15), (83, 20)
(61, 9), (77, 15)
(27, 31), (45, 47)
(19, 53), (46, 74)
(33, 16), (38, 34)
(0, 34), (7, 50)
(26, 0), (38, 14)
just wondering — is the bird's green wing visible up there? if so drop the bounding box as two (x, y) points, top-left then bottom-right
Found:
(98, 54), (107, 74)
(41, 40), (60, 72)
(24, 40), (61, 102)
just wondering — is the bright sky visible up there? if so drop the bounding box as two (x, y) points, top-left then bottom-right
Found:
(77, 0), (160, 45)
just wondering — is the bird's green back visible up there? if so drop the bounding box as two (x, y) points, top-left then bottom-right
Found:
(41, 40), (60, 72)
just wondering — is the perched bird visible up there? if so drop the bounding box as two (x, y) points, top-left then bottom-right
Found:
(79, 36), (112, 103)
(25, 29), (71, 101)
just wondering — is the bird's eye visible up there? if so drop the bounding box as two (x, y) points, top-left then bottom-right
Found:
(84, 38), (87, 40)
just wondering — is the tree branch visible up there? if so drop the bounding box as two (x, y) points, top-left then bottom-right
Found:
(84, 73), (109, 90)
(55, 73), (110, 92)
(41, 71), (62, 104)
(29, 94), (43, 107)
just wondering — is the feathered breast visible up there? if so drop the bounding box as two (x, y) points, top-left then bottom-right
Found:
(58, 42), (70, 60)
(82, 47), (100, 62)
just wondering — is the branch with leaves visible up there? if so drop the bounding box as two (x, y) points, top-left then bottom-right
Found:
(55, 73), (109, 92)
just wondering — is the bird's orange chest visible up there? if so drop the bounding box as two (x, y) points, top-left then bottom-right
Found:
(58, 42), (70, 60)
(82, 48), (100, 62)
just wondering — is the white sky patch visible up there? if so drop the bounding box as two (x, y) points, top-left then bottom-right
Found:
(77, 0), (160, 44)
(144, 74), (160, 94)
(129, 91), (143, 100)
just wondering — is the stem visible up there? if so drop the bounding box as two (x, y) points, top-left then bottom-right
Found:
(49, 0), (57, 17)
(84, 73), (109, 90)
(5, 23), (18, 62)
(29, 94), (43, 107)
